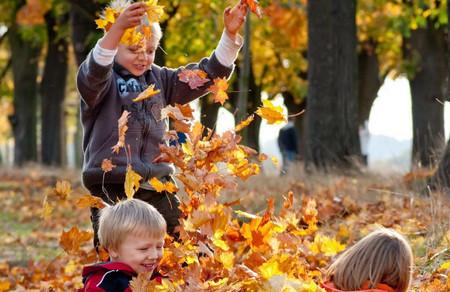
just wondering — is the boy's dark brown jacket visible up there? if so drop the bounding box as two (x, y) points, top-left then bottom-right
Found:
(77, 51), (233, 193)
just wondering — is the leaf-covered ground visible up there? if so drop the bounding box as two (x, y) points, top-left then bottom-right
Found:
(0, 166), (449, 291)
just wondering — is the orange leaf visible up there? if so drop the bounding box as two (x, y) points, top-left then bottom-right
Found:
(133, 84), (160, 102)
(208, 78), (229, 105)
(244, 0), (263, 18)
(53, 180), (72, 200)
(178, 69), (210, 90)
(112, 110), (130, 154)
(101, 158), (116, 172)
(173, 120), (191, 133)
(59, 227), (93, 255)
(75, 195), (106, 209)
(161, 104), (193, 121)
(256, 100), (286, 124)
(149, 177), (178, 193)
(235, 114), (254, 132)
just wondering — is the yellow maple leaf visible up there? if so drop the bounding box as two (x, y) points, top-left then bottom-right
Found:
(219, 252), (234, 270)
(148, 177), (178, 194)
(235, 114), (255, 132)
(144, 0), (165, 23)
(308, 234), (345, 257)
(133, 84), (160, 102)
(256, 99), (286, 124)
(41, 195), (53, 220)
(124, 165), (142, 199)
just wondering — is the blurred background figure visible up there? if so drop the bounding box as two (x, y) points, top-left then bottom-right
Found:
(359, 120), (370, 166)
(277, 117), (299, 175)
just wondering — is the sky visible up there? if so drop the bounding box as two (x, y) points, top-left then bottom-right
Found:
(369, 77), (450, 141)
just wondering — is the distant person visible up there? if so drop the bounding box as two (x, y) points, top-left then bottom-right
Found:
(322, 228), (413, 292)
(277, 117), (299, 174)
(80, 199), (166, 291)
(359, 120), (370, 166)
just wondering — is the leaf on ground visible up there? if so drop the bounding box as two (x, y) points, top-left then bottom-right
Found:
(133, 84), (160, 102)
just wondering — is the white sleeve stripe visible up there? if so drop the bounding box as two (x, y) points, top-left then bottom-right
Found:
(96, 269), (118, 287)
(215, 30), (244, 68)
(93, 39), (118, 66)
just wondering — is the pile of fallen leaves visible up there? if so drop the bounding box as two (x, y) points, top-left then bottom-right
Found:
(1, 97), (450, 291)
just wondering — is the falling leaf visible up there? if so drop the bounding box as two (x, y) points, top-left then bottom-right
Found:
(133, 84), (160, 102)
(75, 195), (106, 209)
(258, 153), (268, 161)
(112, 110), (130, 154)
(101, 159), (116, 173)
(178, 69), (210, 90)
(41, 195), (53, 220)
(235, 114), (254, 132)
(144, 0), (165, 23)
(59, 227), (93, 255)
(244, 0), (263, 18)
(54, 180), (72, 200)
(149, 177), (178, 193)
(271, 156), (279, 166)
(208, 78), (229, 105)
(124, 165), (142, 199)
(256, 100), (286, 124)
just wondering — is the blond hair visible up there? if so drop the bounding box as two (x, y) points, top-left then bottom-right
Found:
(326, 228), (413, 292)
(98, 199), (166, 251)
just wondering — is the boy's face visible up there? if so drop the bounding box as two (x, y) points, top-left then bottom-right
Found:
(109, 231), (164, 274)
(116, 41), (157, 76)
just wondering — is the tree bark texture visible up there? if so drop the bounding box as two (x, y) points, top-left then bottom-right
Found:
(40, 12), (69, 166)
(9, 25), (42, 166)
(430, 2), (450, 193)
(406, 25), (447, 169)
(358, 44), (382, 125)
(305, 0), (360, 170)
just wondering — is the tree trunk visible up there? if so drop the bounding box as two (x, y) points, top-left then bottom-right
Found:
(70, 0), (99, 168)
(430, 3), (450, 193)
(305, 0), (360, 170)
(406, 25), (447, 169)
(200, 97), (221, 130)
(40, 12), (69, 166)
(237, 12), (251, 127)
(358, 43), (382, 125)
(9, 24), (42, 166)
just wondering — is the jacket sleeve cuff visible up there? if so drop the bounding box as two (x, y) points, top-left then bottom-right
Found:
(214, 30), (243, 68)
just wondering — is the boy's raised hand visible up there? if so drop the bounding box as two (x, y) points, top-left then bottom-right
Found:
(224, 1), (248, 39)
(100, 2), (147, 50)
(114, 2), (147, 31)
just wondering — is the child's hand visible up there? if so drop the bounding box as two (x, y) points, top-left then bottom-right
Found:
(113, 2), (147, 31)
(224, 1), (248, 38)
